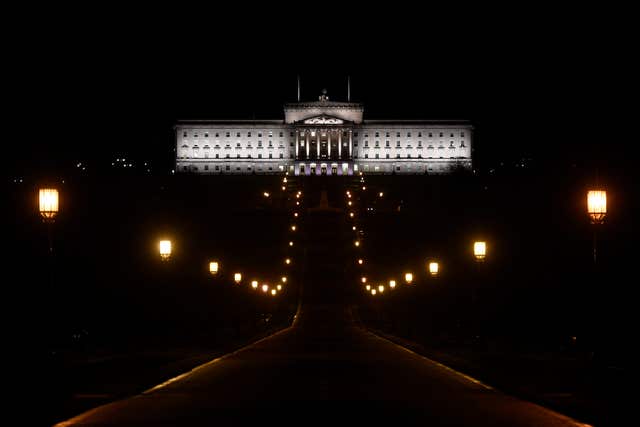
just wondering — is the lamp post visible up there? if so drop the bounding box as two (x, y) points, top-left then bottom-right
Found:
(587, 190), (607, 264)
(428, 261), (439, 277)
(39, 188), (59, 253)
(209, 261), (219, 275)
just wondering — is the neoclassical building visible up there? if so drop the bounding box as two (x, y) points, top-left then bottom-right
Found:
(175, 90), (472, 175)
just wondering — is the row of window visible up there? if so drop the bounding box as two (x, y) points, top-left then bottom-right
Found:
(356, 131), (466, 138)
(182, 130), (468, 139)
(362, 154), (465, 159)
(184, 131), (292, 138)
(360, 141), (466, 149)
(180, 153), (289, 159)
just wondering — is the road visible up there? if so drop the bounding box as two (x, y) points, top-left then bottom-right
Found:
(56, 194), (588, 426)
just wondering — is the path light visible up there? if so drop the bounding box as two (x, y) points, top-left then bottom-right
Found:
(405, 272), (413, 284)
(251, 280), (258, 289)
(209, 261), (219, 275)
(474, 241), (487, 262)
(159, 240), (172, 261)
(429, 261), (439, 277)
(587, 190), (607, 224)
(234, 273), (242, 284)
(389, 280), (396, 289)
(39, 188), (59, 222)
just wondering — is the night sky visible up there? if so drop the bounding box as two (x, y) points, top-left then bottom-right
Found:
(6, 9), (635, 179)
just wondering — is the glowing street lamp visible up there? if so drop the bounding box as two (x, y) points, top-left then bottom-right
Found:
(271, 289), (277, 296)
(251, 280), (259, 289)
(379, 192), (384, 197)
(263, 192), (270, 198)
(291, 225), (297, 231)
(159, 240), (172, 261)
(473, 241), (487, 262)
(389, 280), (396, 289)
(209, 261), (219, 275)
(294, 212), (299, 218)
(371, 289), (377, 295)
(366, 285), (371, 291)
(289, 241), (294, 247)
(358, 258), (364, 265)
(429, 261), (439, 277)
(234, 273), (242, 284)
(277, 284), (282, 291)
(354, 240), (360, 247)
(361, 276), (367, 284)
(404, 272), (413, 284)
(262, 284), (269, 293)
(350, 212), (355, 218)
(378, 285), (385, 293)
(285, 258), (291, 265)
(587, 189), (607, 263)
(39, 188), (59, 222)
(281, 276), (287, 283)
(587, 190), (607, 224)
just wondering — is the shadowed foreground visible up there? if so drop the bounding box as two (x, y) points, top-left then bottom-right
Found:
(56, 199), (588, 427)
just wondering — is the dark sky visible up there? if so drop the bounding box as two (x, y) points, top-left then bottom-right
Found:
(6, 7), (635, 176)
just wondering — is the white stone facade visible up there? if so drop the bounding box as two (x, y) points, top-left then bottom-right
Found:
(176, 95), (472, 175)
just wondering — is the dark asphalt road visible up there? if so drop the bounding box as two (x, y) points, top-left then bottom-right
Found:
(56, 196), (589, 426)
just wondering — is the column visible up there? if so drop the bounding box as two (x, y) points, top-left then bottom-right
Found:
(338, 131), (342, 158)
(306, 131), (310, 158)
(328, 131), (331, 158)
(317, 130), (320, 158)
(349, 130), (353, 158)
(295, 131), (299, 159)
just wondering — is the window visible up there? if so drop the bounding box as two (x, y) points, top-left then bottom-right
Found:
(375, 141), (380, 148)
(450, 133), (454, 137)
(194, 134), (198, 138)
(364, 133), (369, 138)
(396, 132), (400, 137)
(258, 154), (262, 159)
(268, 131), (273, 138)
(375, 132), (379, 137)
(386, 154), (390, 159)
(365, 154), (368, 159)
(461, 132), (465, 137)
(258, 141), (263, 147)
(290, 142), (294, 147)
(418, 141), (422, 147)
(215, 165), (219, 171)
(258, 132), (262, 137)
(407, 154), (411, 158)
(269, 153), (272, 159)
(354, 132), (358, 137)
(226, 132), (230, 137)
(396, 141), (401, 148)
(183, 166), (187, 171)
(226, 165), (230, 171)
(226, 154), (230, 158)
(386, 132), (390, 137)
(183, 131), (187, 137)
(236, 143), (241, 148)
(268, 141), (273, 147)
(215, 154), (219, 158)
(364, 141), (369, 147)
(407, 132), (411, 137)
(280, 153), (284, 158)
(375, 153), (379, 159)
(290, 132), (294, 137)
(237, 154), (240, 158)
(205, 133), (209, 138)
(204, 165), (209, 170)
(428, 133), (432, 138)
(279, 132), (283, 137)
(460, 141), (466, 148)
(215, 133), (219, 138)
(248, 132), (252, 137)
(396, 154), (400, 158)
(418, 132), (422, 137)
(439, 132), (443, 137)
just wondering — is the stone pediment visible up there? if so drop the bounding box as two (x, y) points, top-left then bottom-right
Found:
(302, 115), (345, 125)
